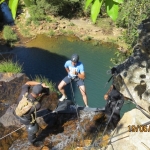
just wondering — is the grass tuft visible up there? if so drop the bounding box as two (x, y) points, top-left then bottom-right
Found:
(0, 60), (23, 73)
(3, 26), (17, 42)
(33, 75), (60, 94)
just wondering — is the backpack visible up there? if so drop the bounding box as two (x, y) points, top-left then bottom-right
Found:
(15, 93), (38, 117)
(54, 100), (73, 113)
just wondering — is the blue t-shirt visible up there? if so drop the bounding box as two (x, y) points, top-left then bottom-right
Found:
(64, 60), (84, 77)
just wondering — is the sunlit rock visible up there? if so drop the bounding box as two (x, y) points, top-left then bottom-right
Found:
(114, 19), (150, 113)
(106, 109), (150, 150)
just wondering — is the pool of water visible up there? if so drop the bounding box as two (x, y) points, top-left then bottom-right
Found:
(12, 34), (135, 113)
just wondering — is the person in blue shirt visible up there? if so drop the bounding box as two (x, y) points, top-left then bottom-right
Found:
(58, 54), (88, 107)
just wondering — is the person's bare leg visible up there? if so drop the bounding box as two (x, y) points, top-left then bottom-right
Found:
(79, 85), (88, 107)
(58, 80), (67, 101)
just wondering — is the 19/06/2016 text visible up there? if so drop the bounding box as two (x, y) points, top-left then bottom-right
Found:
(128, 125), (150, 132)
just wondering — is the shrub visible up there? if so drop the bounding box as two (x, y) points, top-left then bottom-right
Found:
(0, 60), (23, 73)
(34, 75), (60, 94)
(26, 0), (86, 23)
(116, 0), (150, 46)
(110, 49), (132, 65)
(3, 26), (17, 42)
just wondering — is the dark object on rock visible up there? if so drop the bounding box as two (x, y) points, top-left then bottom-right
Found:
(33, 140), (44, 147)
(42, 87), (50, 95)
(111, 67), (118, 75)
(27, 123), (39, 135)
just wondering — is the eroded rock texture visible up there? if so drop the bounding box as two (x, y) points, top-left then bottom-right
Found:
(114, 18), (150, 113)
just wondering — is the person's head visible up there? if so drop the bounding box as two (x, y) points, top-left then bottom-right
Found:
(71, 54), (79, 66)
(31, 84), (43, 98)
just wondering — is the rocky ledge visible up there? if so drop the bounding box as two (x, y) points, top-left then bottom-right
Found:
(0, 73), (107, 150)
(106, 18), (150, 150)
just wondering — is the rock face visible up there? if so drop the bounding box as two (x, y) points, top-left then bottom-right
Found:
(114, 18), (150, 113)
(0, 73), (29, 117)
(106, 109), (150, 150)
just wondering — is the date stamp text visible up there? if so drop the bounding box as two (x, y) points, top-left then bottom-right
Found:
(128, 125), (150, 132)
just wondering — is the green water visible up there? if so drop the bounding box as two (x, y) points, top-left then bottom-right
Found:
(13, 34), (135, 113)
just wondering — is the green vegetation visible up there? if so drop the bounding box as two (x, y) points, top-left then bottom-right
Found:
(109, 0), (150, 65)
(84, 36), (92, 41)
(6, 0), (150, 65)
(9, 0), (19, 19)
(25, 0), (85, 24)
(66, 30), (74, 36)
(2, 25), (17, 42)
(85, 0), (124, 23)
(116, 0), (150, 46)
(92, 41), (99, 46)
(47, 30), (55, 36)
(0, 60), (23, 73)
(110, 50), (131, 65)
(34, 75), (60, 94)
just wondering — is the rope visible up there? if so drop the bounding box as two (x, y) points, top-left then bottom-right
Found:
(2, 73), (149, 147)
(104, 75), (114, 88)
(87, 99), (133, 149)
(90, 120), (150, 149)
(118, 74), (150, 119)
(89, 101), (119, 150)
(0, 125), (26, 140)
(0, 107), (61, 141)
(69, 78), (86, 147)
(0, 80), (86, 144)
(88, 122), (103, 150)
(0, 106), (57, 141)
(90, 72), (150, 149)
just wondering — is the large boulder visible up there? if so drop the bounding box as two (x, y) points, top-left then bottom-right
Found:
(106, 109), (150, 150)
(114, 18), (150, 113)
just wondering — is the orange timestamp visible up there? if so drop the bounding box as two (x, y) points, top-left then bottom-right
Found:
(128, 125), (150, 132)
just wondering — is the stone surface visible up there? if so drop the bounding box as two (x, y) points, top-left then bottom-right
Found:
(106, 109), (150, 150)
(114, 18), (150, 113)
(0, 73), (29, 117)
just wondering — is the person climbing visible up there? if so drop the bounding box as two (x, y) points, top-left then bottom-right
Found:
(58, 54), (89, 107)
(14, 81), (49, 147)
(104, 84), (124, 129)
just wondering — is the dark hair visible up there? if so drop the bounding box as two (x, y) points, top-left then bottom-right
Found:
(41, 87), (50, 95)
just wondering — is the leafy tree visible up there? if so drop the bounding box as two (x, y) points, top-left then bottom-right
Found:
(85, 0), (124, 23)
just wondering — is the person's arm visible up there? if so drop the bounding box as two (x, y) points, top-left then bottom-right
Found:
(76, 63), (85, 79)
(104, 85), (113, 100)
(77, 72), (85, 79)
(25, 81), (47, 87)
(65, 68), (70, 73)
(25, 81), (41, 86)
